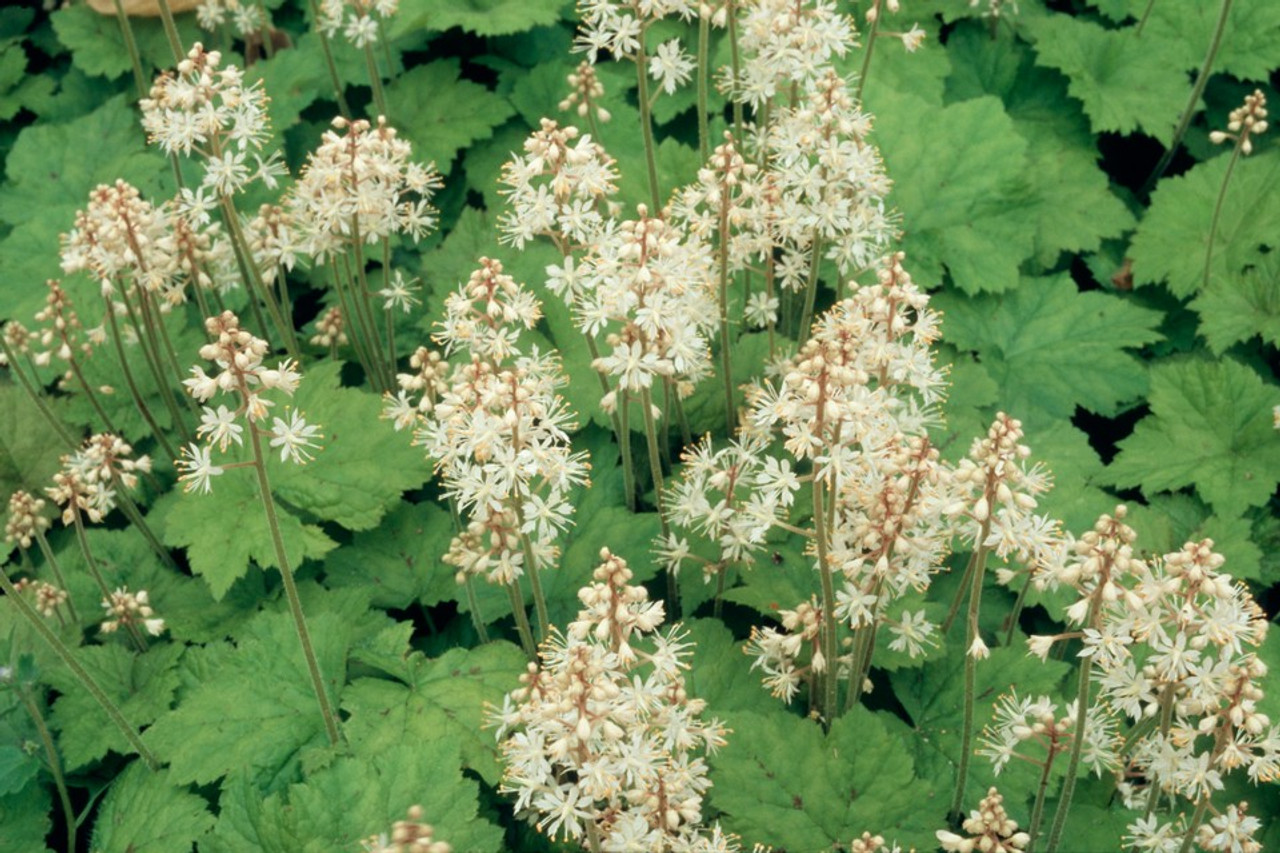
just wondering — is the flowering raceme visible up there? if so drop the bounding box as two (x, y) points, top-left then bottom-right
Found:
(490, 549), (737, 852)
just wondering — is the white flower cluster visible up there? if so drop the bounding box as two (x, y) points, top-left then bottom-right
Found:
(744, 598), (822, 703)
(761, 70), (895, 286)
(498, 118), (619, 254)
(140, 44), (284, 199)
(936, 787), (1029, 853)
(977, 691), (1119, 779)
(582, 208), (719, 410)
(196, 0), (268, 37)
(661, 433), (799, 581)
(668, 133), (769, 276)
(4, 491), (50, 550)
(286, 116), (442, 262)
(359, 805), (451, 853)
(399, 260), (588, 586)
(573, 0), (697, 64)
(100, 587), (166, 638)
(178, 311), (320, 493)
(732, 0), (856, 109)
(46, 434), (153, 525)
(317, 0), (399, 48)
(491, 549), (738, 852)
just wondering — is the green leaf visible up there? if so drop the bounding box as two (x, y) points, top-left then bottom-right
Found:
(1130, 149), (1280, 299)
(207, 746), (501, 853)
(271, 360), (430, 530)
(1024, 15), (1192, 146)
(393, 0), (566, 37)
(47, 643), (183, 771)
(709, 708), (940, 852)
(324, 500), (458, 609)
(91, 762), (215, 853)
(158, 469), (337, 601)
(143, 607), (353, 787)
(873, 94), (1032, 294)
(387, 60), (515, 167)
(1122, 495), (1263, 582)
(0, 95), (168, 323)
(890, 641), (1072, 812)
(943, 24), (1135, 267)
(51, 4), (199, 81)
(0, 783), (52, 853)
(1106, 358), (1280, 518)
(341, 642), (526, 786)
(0, 384), (67, 500)
(932, 274), (1163, 420)
(1190, 252), (1280, 354)
(684, 618), (795, 717)
(1143, 0), (1280, 82)
(0, 745), (39, 798)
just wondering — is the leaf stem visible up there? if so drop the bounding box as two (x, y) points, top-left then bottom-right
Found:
(16, 684), (77, 853)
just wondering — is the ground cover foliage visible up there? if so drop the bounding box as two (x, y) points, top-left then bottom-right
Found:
(0, 0), (1278, 850)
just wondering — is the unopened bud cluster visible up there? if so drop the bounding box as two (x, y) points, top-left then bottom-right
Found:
(360, 805), (452, 853)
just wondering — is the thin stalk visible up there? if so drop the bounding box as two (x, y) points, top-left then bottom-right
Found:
(0, 341), (78, 451)
(951, 530), (992, 818)
(847, 604), (882, 711)
(111, 485), (178, 573)
(364, 43), (388, 119)
(153, 0), (185, 63)
(1142, 685), (1177, 819)
(942, 548), (981, 635)
(446, 495), (491, 644)
(1202, 143), (1243, 292)
(1003, 571), (1032, 646)
(139, 290), (198, 415)
(514, 513), (550, 641)
(1176, 797), (1211, 853)
(382, 240), (398, 371)
(812, 473), (839, 723)
(307, 0), (352, 118)
(110, 0), (148, 99)
(854, 9), (882, 105)
(220, 198), (299, 356)
(717, 188), (735, 435)
(349, 238), (392, 390)
(330, 259), (381, 386)
(639, 387), (676, 616)
(696, 14), (710, 162)
(72, 511), (148, 653)
(584, 335), (635, 510)
(671, 384), (692, 446)
(67, 358), (122, 436)
(727, 0), (745, 144)
(0, 567), (159, 770)
(797, 232), (824, 343)
(248, 425), (342, 746)
(118, 293), (191, 445)
(1134, 0), (1158, 35)
(619, 391), (638, 515)
(506, 580), (538, 659)
(1142, 0), (1234, 193)
(16, 686), (76, 853)
(1026, 750), (1057, 852)
(634, 35), (663, 213)
(1044, 601), (1100, 853)
(32, 529), (81, 624)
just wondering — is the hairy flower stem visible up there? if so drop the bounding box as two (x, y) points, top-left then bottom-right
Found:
(0, 341), (78, 451)
(16, 685), (76, 853)
(139, 290), (199, 417)
(364, 43), (389, 119)
(219, 198), (300, 358)
(1044, 600), (1100, 853)
(0, 567), (159, 771)
(306, 0), (352, 118)
(119, 293), (193, 444)
(103, 300), (175, 458)
(1202, 141), (1244, 292)
(585, 336), (636, 510)
(67, 357), (122, 436)
(717, 193), (735, 433)
(812, 474), (839, 723)
(110, 0), (148, 99)
(951, 530), (992, 818)
(1027, 749), (1058, 852)
(330, 259), (382, 388)
(1003, 572), (1032, 646)
(727, 0), (745, 145)
(634, 37), (663, 213)
(696, 15), (711, 162)
(72, 511), (148, 653)
(640, 387), (677, 616)
(112, 484), (178, 573)
(854, 12), (882, 105)
(618, 390), (639, 515)
(153, 0), (184, 63)
(349, 237), (393, 390)
(506, 581), (538, 659)
(32, 529), (81, 624)
(1177, 796), (1211, 853)
(1143, 686), (1177, 819)
(1142, 0), (1234, 193)
(797, 232), (824, 342)
(514, 513), (550, 641)
(248, 425), (342, 746)
(445, 496), (491, 644)
(1134, 0), (1158, 35)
